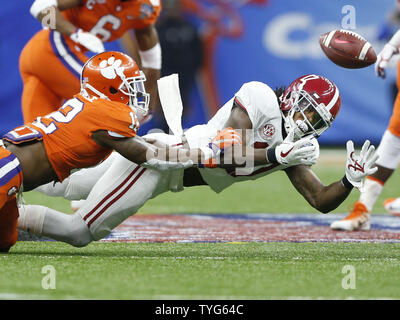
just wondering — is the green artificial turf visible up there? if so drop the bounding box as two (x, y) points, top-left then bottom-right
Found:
(7, 151), (400, 301)
(2, 242), (400, 300)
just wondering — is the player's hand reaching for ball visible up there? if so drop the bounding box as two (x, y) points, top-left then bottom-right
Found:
(344, 140), (379, 191)
(375, 43), (398, 79)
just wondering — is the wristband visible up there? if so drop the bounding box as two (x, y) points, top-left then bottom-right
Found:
(341, 175), (354, 190)
(139, 43), (162, 70)
(266, 148), (278, 164)
(30, 0), (57, 18)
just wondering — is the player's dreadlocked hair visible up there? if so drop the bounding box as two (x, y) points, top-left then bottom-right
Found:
(273, 86), (287, 105)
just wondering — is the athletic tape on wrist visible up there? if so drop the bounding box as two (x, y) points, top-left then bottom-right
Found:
(139, 43), (162, 70)
(266, 148), (278, 164)
(30, 0), (58, 18)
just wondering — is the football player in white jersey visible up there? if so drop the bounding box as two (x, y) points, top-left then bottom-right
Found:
(18, 74), (379, 247)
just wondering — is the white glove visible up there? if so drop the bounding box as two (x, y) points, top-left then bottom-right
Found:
(141, 158), (194, 172)
(70, 29), (105, 53)
(135, 108), (153, 125)
(345, 140), (379, 190)
(375, 43), (398, 79)
(271, 130), (319, 166)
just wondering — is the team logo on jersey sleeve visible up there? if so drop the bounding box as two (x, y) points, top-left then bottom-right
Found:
(259, 124), (276, 140)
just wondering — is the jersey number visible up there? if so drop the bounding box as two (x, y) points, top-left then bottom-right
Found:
(33, 99), (84, 134)
(90, 15), (121, 42)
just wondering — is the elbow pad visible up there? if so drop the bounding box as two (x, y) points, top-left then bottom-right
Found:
(30, 0), (58, 18)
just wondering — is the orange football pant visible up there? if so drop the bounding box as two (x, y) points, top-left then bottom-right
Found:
(19, 29), (88, 122)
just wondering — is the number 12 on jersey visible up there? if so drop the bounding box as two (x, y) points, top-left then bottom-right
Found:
(33, 98), (84, 134)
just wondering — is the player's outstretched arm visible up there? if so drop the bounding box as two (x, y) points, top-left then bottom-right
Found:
(92, 131), (230, 171)
(284, 165), (352, 213)
(217, 127), (319, 168)
(31, 0), (104, 53)
(220, 102), (318, 167)
(375, 29), (400, 79)
(284, 140), (378, 213)
(31, 0), (81, 35)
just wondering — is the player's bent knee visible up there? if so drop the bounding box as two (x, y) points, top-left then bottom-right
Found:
(65, 214), (93, 248)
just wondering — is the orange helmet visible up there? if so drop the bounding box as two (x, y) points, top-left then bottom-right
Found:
(80, 51), (150, 114)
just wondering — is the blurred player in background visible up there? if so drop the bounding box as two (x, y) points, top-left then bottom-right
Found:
(19, 74), (378, 248)
(1, 51), (228, 252)
(177, 0), (269, 116)
(20, 0), (162, 124)
(153, 0), (204, 131)
(330, 26), (400, 231)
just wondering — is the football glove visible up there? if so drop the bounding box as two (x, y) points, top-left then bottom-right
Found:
(70, 29), (105, 53)
(345, 140), (379, 190)
(201, 127), (242, 168)
(268, 129), (318, 166)
(209, 127), (242, 153)
(375, 43), (398, 79)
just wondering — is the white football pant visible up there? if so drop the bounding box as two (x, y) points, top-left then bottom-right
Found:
(19, 133), (183, 245)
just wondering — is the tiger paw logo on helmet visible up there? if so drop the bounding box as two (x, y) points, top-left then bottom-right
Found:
(99, 57), (125, 80)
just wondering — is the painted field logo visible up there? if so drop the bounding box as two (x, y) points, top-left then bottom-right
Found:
(341, 265), (356, 290)
(42, 265), (56, 290)
(259, 124), (275, 140)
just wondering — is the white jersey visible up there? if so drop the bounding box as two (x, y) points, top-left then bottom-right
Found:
(184, 81), (290, 193)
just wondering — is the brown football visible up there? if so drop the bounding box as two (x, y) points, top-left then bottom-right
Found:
(319, 29), (377, 69)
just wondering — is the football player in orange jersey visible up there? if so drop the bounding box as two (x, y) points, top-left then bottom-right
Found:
(0, 51), (239, 252)
(20, 0), (162, 124)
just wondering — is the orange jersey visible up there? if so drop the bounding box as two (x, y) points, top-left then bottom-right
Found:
(63, 0), (161, 45)
(4, 95), (138, 182)
(19, 0), (161, 123)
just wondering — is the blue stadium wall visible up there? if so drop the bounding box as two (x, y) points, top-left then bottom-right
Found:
(0, 0), (397, 146)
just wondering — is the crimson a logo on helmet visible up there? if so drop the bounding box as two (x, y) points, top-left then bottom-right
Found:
(259, 124), (276, 140)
